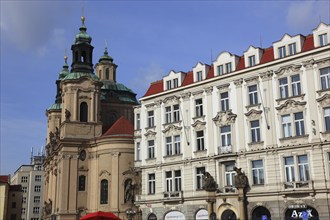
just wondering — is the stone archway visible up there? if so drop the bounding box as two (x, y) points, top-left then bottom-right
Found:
(252, 206), (271, 220)
(221, 209), (237, 220)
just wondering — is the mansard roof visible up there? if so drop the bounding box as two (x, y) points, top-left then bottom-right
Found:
(142, 28), (323, 98)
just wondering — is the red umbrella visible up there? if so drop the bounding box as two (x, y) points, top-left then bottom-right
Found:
(80, 211), (121, 220)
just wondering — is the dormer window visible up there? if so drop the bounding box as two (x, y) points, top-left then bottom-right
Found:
(217, 65), (224, 75)
(278, 46), (286, 58)
(166, 80), (172, 90)
(319, 33), (328, 46)
(288, 43), (296, 55)
(163, 71), (185, 90)
(225, 63), (232, 73)
(173, 78), (178, 88)
(248, 55), (256, 67)
(197, 71), (203, 82)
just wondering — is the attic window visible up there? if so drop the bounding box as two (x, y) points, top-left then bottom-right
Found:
(173, 78), (178, 88)
(319, 33), (328, 46)
(278, 46), (286, 58)
(196, 71), (203, 82)
(248, 55), (256, 67)
(217, 65), (224, 75)
(288, 43), (296, 55)
(166, 80), (172, 90)
(225, 63), (232, 73)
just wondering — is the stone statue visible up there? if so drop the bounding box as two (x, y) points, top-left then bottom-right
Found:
(234, 167), (248, 188)
(55, 127), (59, 139)
(65, 109), (71, 121)
(44, 199), (52, 215)
(124, 178), (135, 203)
(203, 172), (217, 192)
(49, 132), (54, 141)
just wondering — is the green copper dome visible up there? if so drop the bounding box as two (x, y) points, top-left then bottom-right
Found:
(62, 72), (100, 81)
(74, 17), (92, 45)
(99, 47), (113, 63)
(101, 81), (138, 104)
(47, 103), (62, 111)
(58, 56), (69, 79)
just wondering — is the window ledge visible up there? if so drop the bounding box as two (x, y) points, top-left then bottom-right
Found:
(245, 103), (261, 110)
(145, 158), (156, 161)
(163, 154), (183, 158)
(193, 149), (207, 153)
(275, 94), (305, 102)
(193, 115), (205, 120)
(162, 120), (182, 126)
(316, 88), (330, 95)
(248, 141), (264, 146)
(279, 134), (309, 141)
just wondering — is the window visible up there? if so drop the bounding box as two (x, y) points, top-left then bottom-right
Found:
(23, 197), (26, 203)
(136, 113), (140, 129)
(147, 111), (154, 127)
(165, 135), (181, 156)
(196, 131), (205, 151)
(196, 71), (203, 81)
(291, 75), (301, 96)
(319, 33), (328, 46)
(165, 170), (181, 192)
(21, 176), (28, 183)
(288, 43), (296, 55)
(35, 175), (41, 182)
(284, 155), (310, 182)
(148, 140), (155, 159)
(100, 179), (108, 204)
(80, 102), (88, 122)
(12, 202), (16, 208)
(166, 80), (172, 90)
(165, 104), (180, 124)
(196, 167), (205, 190)
(79, 175), (86, 191)
(225, 163), (236, 186)
(34, 196), (40, 203)
(279, 78), (289, 99)
(220, 125), (231, 147)
(252, 160), (264, 185)
(320, 67), (330, 90)
(278, 46), (286, 58)
(250, 120), (261, 143)
(173, 105), (180, 122)
(106, 68), (109, 80)
(22, 208), (26, 214)
(195, 99), (203, 117)
(10, 214), (16, 220)
(225, 62), (232, 73)
(173, 78), (179, 88)
(34, 185), (41, 192)
(33, 207), (40, 214)
(136, 142), (141, 160)
(248, 55), (256, 67)
(217, 65), (224, 75)
(148, 173), (155, 194)
(324, 107), (330, 132)
(294, 112), (305, 136)
(220, 92), (229, 111)
(165, 106), (171, 124)
(22, 186), (27, 193)
(282, 114), (292, 138)
(248, 85), (258, 105)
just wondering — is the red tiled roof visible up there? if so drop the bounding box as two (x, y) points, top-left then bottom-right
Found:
(0, 175), (9, 183)
(181, 71), (193, 86)
(260, 47), (274, 64)
(142, 32), (321, 98)
(236, 56), (245, 71)
(102, 116), (133, 138)
(302, 34), (315, 52)
(143, 80), (163, 97)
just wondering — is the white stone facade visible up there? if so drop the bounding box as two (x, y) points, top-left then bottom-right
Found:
(134, 23), (330, 220)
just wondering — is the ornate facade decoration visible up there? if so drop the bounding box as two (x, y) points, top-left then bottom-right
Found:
(212, 110), (237, 126)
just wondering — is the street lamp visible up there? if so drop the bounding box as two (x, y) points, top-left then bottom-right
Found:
(126, 208), (136, 220)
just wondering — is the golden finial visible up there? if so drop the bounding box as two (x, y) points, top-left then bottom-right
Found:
(64, 48), (68, 64)
(81, 3), (85, 26)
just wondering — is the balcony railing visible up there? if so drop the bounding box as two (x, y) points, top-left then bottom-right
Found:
(284, 181), (310, 189)
(218, 145), (232, 154)
(163, 191), (182, 198)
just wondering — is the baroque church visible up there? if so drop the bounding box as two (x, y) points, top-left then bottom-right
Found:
(43, 16), (139, 220)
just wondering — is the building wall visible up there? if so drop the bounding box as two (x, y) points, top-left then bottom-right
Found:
(134, 24), (330, 220)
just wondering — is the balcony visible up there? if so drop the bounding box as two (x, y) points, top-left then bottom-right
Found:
(163, 191), (184, 204)
(283, 181), (311, 190)
(218, 145), (232, 154)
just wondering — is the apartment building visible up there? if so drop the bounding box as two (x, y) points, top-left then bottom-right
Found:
(134, 23), (330, 220)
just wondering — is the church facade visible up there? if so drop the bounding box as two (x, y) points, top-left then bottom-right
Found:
(43, 16), (139, 220)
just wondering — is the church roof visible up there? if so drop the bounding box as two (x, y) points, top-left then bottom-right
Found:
(62, 72), (100, 81)
(47, 103), (62, 111)
(101, 116), (134, 138)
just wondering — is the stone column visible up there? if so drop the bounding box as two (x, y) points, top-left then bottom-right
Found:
(237, 187), (246, 220)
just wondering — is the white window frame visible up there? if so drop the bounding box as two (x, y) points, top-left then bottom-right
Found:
(196, 167), (205, 190)
(165, 106), (172, 124)
(288, 43), (296, 55)
(173, 78), (179, 88)
(285, 156), (295, 182)
(196, 130), (205, 151)
(166, 136), (173, 156)
(248, 55), (256, 67)
(250, 120), (261, 143)
(220, 125), (231, 147)
(148, 140), (155, 159)
(34, 196), (40, 203)
(136, 142), (141, 161)
(284, 155), (310, 183)
(166, 80), (172, 90)
(22, 187), (27, 193)
(173, 104), (180, 122)
(136, 113), (140, 130)
(298, 155), (309, 181)
(33, 207), (40, 214)
(196, 71), (203, 82)
(220, 92), (229, 111)
(225, 62), (232, 73)
(320, 67), (330, 90)
(174, 135), (181, 155)
(217, 65), (224, 75)
(248, 85), (258, 105)
(34, 185), (41, 192)
(147, 110), (154, 127)
(35, 175), (41, 182)
(279, 77), (289, 99)
(291, 74), (301, 96)
(324, 107), (330, 132)
(319, 33), (328, 46)
(225, 163), (236, 187)
(21, 176), (28, 183)
(165, 170), (182, 192)
(195, 99), (203, 117)
(148, 173), (155, 194)
(278, 46), (286, 58)
(294, 112), (305, 136)
(282, 114), (292, 138)
(251, 160), (264, 185)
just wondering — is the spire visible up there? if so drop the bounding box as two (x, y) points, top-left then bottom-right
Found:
(99, 41), (114, 63)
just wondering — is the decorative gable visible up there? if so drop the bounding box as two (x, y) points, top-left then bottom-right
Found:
(243, 46), (263, 68)
(313, 22), (330, 48)
(213, 51), (240, 76)
(192, 62), (210, 82)
(273, 34), (305, 59)
(163, 70), (186, 90)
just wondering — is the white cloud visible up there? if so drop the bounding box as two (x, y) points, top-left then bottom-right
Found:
(286, 1), (330, 32)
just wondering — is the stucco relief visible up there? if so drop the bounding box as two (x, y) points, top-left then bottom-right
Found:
(191, 120), (206, 130)
(217, 83), (230, 92)
(275, 100), (306, 113)
(244, 76), (259, 85)
(204, 86), (213, 94)
(99, 170), (111, 177)
(212, 110), (237, 126)
(259, 70), (274, 81)
(316, 93), (330, 107)
(180, 92), (191, 100)
(144, 130), (157, 140)
(163, 95), (179, 104)
(245, 109), (263, 120)
(145, 103), (157, 110)
(162, 124), (182, 135)
(234, 78), (243, 87)
(274, 64), (302, 76)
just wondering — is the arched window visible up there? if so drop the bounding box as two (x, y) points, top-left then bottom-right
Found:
(100, 179), (108, 204)
(78, 175), (86, 191)
(80, 102), (88, 122)
(81, 51), (86, 62)
(75, 51), (79, 62)
(221, 209), (237, 220)
(106, 68), (109, 80)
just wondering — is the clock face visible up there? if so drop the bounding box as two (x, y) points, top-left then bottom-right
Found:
(79, 150), (86, 161)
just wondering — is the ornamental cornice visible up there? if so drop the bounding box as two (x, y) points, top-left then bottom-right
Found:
(145, 103), (157, 109)
(259, 71), (274, 81)
(216, 83), (230, 92)
(191, 90), (203, 97)
(180, 92), (191, 100)
(275, 100), (307, 112)
(316, 93), (330, 107)
(244, 76), (259, 85)
(78, 95), (92, 100)
(274, 64), (302, 76)
(302, 59), (315, 69)
(212, 110), (237, 126)
(204, 86), (213, 94)
(191, 120), (206, 130)
(144, 130), (157, 139)
(234, 78), (243, 87)
(245, 109), (263, 120)
(162, 124), (182, 135)
(163, 95), (179, 104)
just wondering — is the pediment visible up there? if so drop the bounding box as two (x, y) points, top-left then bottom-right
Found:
(193, 62), (205, 69)
(245, 109), (263, 120)
(191, 120), (206, 129)
(162, 124), (182, 135)
(276, 100), (306, 111)
(274, 64), (302, 76)
(144, 130), (157, 138)
(213, 110), (237, 126)
(99, 170), (111, 177)
(316, 93), (330, 107)
(215, 51), (233, 62)
(163, 95), (179, 104)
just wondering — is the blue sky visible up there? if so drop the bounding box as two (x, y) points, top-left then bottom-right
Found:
(1, 0), (329, 175)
